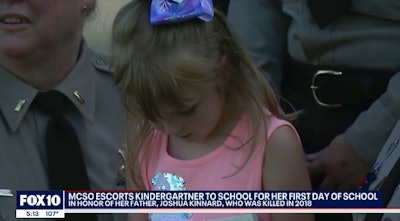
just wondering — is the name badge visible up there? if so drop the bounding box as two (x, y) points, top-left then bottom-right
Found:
(0, 189), (13, 197)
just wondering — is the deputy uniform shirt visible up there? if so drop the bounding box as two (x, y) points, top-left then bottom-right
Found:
(228, 0), (400, 166)
(353, 118), (400, 221)
(280, 0), (400, 167)
(0, 42), (126, 221)
(283, 0), (400, 69)
(228, 0), (400, 87)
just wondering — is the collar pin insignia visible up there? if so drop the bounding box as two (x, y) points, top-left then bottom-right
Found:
(14, 99), (26, 112)
(73, 91), (85, 104)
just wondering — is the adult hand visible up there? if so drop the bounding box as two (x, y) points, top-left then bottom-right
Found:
(307, 134), (371, 190)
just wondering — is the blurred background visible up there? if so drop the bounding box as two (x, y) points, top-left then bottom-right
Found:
(83, 0), (129, 55)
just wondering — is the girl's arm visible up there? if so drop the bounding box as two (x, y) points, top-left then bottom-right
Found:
(262, 125), (314, 221)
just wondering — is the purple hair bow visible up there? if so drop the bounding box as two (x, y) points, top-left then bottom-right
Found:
(150, 0), (214, 25)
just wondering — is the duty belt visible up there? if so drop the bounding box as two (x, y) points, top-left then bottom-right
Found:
(283, 59), (396, 108)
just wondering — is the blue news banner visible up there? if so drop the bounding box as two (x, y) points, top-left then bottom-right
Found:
(16, 190), (383, 218)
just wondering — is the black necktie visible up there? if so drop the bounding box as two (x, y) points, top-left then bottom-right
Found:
(307, 0), (351, 29)
(34, 91), (97, 221)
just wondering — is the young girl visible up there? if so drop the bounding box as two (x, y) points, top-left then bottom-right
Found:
(112, 0), (313, 221)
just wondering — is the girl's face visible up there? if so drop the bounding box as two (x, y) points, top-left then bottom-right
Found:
(151, 85), (226, 142)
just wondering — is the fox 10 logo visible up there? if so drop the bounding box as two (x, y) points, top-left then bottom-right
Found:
(17, 191), (64, 210)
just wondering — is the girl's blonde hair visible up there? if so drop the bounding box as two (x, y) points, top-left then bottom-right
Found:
(112, 0), (296, 188)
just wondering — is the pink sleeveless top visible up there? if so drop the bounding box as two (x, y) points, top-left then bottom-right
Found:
(140, 113), (298, 221)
